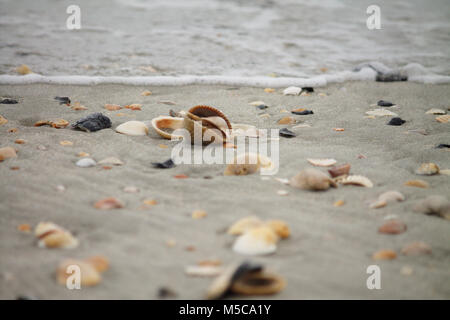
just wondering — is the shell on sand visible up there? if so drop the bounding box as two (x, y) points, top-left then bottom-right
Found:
(85, 255), (110, 272)
(436, 115), (450, 123)
(224, 153), (274, 176)
(151, 116), (184, 140)
(404, 179), (429, 188)
(232, 226), (278, 256)
(76, 158), (96, 168)
(115, 121), (149, 136)
(104, 104), (122, 111)
(34, 222), (79, 249)
(401, 242), (432, 256)
(277, 116), (296, 125)
(372, 249), (397, 260)
(413, 195), (450, 219)
(290, 168), (337, 191)
(230, 123), (260, 138)
(228, 216), (263, 235)
(425, 108), (446, 115)
(340, 175), (373, 188)
(93, 197), (124, 210)
(370, 191), (404, 209)
(265, 220), (290, 239)
(307, 158), (337, 167)
(283, 86), (302, 96)
(98, 157), (124, 166)
(56, 256), (108, 287)
(0, 146), (17, 160)
(0, 114), (7, 125)
(378, 219), (407, 235)
(248, 101), (265, 106)
(365, 109), (398, 117)
(328, 163), (351, 177)
(415, 163), (439, 175)
(185, 265), (223, 277)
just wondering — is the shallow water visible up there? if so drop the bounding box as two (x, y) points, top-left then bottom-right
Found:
(0, 0), (449, 81)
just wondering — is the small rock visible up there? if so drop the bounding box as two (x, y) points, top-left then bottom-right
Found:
(279, 128), (296, 138)
(378, 219), (407, 235)
(291, 109), (313, 115)
(76, 158), (96, 168)
(387, 117), (406, 126)
(436, 144), (450, 149)
(377, 100), (395, 107)
(72, 113), (112, 132)
(152, 159), (175, 169)
(54, 96), (71, 105)
(0, 98), (18, 104)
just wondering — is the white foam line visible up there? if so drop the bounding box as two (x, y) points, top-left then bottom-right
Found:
(0, 69), (378, 87)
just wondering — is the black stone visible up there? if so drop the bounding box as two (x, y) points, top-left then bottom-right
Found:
(376, 73), (408, 82)
(436, 144), (450, 149)
(302, 87), (314, 92)
(387, 117), (406, 126)
(256, 104), (268, 110)
(152, 158), (175, 169)
(377, 100), (394, 107)
(0, 98), (18, 104)
(54, 96), (71, 105)
(157, 287), (177, 299)
(291, 109), (313, 115)
(279, 128), (296, 138)
(72, 113), (112, 132)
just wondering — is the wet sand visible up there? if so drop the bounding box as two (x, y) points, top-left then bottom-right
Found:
(0, 81), (449, 299)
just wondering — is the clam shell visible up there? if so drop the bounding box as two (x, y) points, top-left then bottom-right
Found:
(230, 270), (286, 296)
(378, 219), (407, 235)
(415, 163), (439, 175)
(283, 86), (302, 96)
(227, 216), (263, 235)
(76, 158), (96, 168)
(290, 168), (337, 191)
(365, 109), (398, 117)
(224, 153), (274, 176)
(115, 121), (149, 136)
(232, 226), (278, 256)
(0, 146), (17, 160)
(425, 108), (446, 115)
(340, 175), (373, 188)
(401, 242), (432, 256)
(307, 158), (337, 167)
(436, 115), (450, 123)
(93, 197), (124, 210)
(35, 222), (79, 249)
(404, 179), (429, 188)
(328, 163), (351, 177)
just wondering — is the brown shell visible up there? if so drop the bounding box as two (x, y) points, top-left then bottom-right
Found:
(188, 105), (232, 130)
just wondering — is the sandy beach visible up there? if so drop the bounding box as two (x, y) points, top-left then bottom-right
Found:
(0, 81), (449, 299)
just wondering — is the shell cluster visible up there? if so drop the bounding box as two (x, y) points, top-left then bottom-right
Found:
(34, 222), (79, 249)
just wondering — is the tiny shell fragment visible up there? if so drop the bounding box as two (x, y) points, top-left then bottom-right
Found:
(17, 64), (32, 75)
(228, 216), (263, 235)
(98, 157), (124, 166)
(415, 163), (439, 175)
(365, 109), (398, 117)
(340, 175), (373, 188)
(59, 140), (73, 146)
(334, 200), (345, 207)
(14, 139), (25, 144)
(372, 249), (397, 260)
(125, 104), (142, 111)
(192, 210), (207, 219)
(0, 115), (7, 125)
(94, 197), (124, 210)
(17, 224), (31, 232)
(425, 108), (446, 115)
(378, 219), (407, 235)
(123, 186), (139, 193)
(264, 88), (275, 93)
(307, 158), (337, 167)
(141, 90), (152, 96)
(328, 163), (351, 177)
(104, 104), (122, 111)
(277, 116), (295, 125)
(401, 242), (431, 256)
(404, 180), (429, 188)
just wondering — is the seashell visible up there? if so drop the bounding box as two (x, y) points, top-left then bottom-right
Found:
(334, 199), (345, 207)
(56, 256), (108, 287)
(124, 104), (142, 110)
(436, 115), (450, 123)
(18, 223), (31, 232)
(59, 140), (73, 146)
(34, 222), (79, 249)
(277, 116), (295, 125)
(290, 168), (337, 191)
(265, 220), (290, 239)
(151, 116), (184, 140)
(413, 195), (450, 219)
(76, 158), (96, 168)
(415, 163), (439, 175)
(0, 114), (7, 125)
(182, 105), (232, 145)
(401, 242), (431, 256)
(17, 64), (32, 75)
(370, 191), (404, 209)
(230, 269), (286, 296)
(425, 108), (446, 115)
(141, 90), (152, 96)
(71, 102), (87, 110)
(378, 219), (407, 235)
(307, 158), (337, 167)
(0, 146), (17, 160)
(440, 169), (450, 175)
(192, 210), (207, 219)
(227, 216), (263, 235)
(224, 153), (274, 176)
(387, 117), (406, 126)
(372, 249), (397, 260)
(279, 128), (296, 138)
(333, 128), (345, 131)
(185, 265), (223, 277)
(77, 152), (90, 157)
(93, 197), (124, 210)
(283, 86), (302, 96)
(85, 255), (110, 272)
(230, 123), (260, 138)
(328, 163), (350, 177)
(404, 179), (429, 188)
(293, 123), (311, 128)
(340, 175), (373, 188)
(56, 184), (66, 192)
(277, 190), (289, 196)
(174, 174), (188, 179)
(365, 109), (398, 117)
(104, 104), (122, 111)
(116, 120), (149, 136)
(377, 100), (395, 107)
(123, 186), (139, 193)
(264, 88), (275, 93)
(50, 119), (69, 128)
(249, 101), (265, 106)
(98, 157), (124, 166)
(232, 226), (278, 256)
(72, 113), (112, 132)
(158, 100), (176, 105)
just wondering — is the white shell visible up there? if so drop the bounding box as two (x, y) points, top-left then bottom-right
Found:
(98, 157), (124, 166)
(379, 191), (405, 203)
(232, 227), (278, 256)
(231, 123), (260, 138)
(248, 101), (266, 106)
(307, 158), (337, 167)
(340, 175), (373, 188)
(365, 109), (398, 117)
(185, 265), (223, 277)
(425, 108), (446, 115)
(76, 158), (96, 168)
(34, 222), (79, 249)
(283, 86), (302, 96)
(115, 121), (149, 136)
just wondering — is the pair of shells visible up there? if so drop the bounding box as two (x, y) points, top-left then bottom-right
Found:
(224, 153), (275, 176)
(56, 256), (109, 287)
(228, 216), (290, 256)
(152, 105), (232, 145)
(35, 222), (78, 249)
(206, 262), (285, 299)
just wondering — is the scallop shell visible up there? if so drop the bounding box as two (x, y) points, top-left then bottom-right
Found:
(290, 168), (337, 191)
(283, 86), (302, 96)
(224, 153), (274, 176)
(340, 175), (373, 188)
(307, 158), (337, 167)
(415, 163), (439, 175)
(115, 121), (149, 136)
(150, 116), (184, 140)
(365, 109), (398, 117)
(34, 222), (79, 249)
(227, 216), (263, 235)
(232, 226), (278, 256)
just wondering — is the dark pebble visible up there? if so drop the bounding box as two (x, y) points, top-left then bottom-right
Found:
(72, 112), (112, 132)
(256, 104), (268, 110)
(436, 144), (450, 149)
(387, 117), (406, 126)
(376, 73), (408, 82)
(152, 158), (175, 169)
(302, 87), (314, 92)
(291, 110), (313, 115)
(16, 295), (38, 300)
(157, 287), (177, 299)
(54, 96), (71, 105)
(0, 98), (18, 104)
(279, 128), (296, 138)
(377, 100), (394, 107)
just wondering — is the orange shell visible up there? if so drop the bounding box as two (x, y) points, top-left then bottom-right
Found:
(188, 105), (232, 130)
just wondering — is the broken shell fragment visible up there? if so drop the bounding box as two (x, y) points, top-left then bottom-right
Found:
(17, 64), (32, 75)
(291, 108), (313, 115)
(76, 158), (96, 168)
(370, 191), (405, 209)
(277, 116), (295, 125)
(141, 90), (152, 96)
(372, 249), (397, 260)
(436, 115), (450, 123)
(404, 180), (429, 188)
(283, 86), (302, 96)
(227, 216), (263, 235)
(192, 210), (207, 219)
(224, 153), (274, 176)
(151, 116), (184, 140)
(34, 222), (79, 249)
(0, 147), (17, 160)
(413, 195), (450, 219)
(232, 226), (278, 256)
(116, 120), (149, 136)
(93, 197), (124, 210)
(0, 115), (7, 125)
(248, 101), (266, 106)
(104, 104), (122, 111)
(98, 157), (124, 166)
(340, 175), (373, 188)
(425, 108), (446, 115)
(401, 242), (431, 256)
(307, 158), (337, 167)
(290, 168), (337, 191)
(365, 109), (398, 117)
(72, 113), (112, 132)
(279, 128), (296, 138)
(185, 265), (223, 277)
(415, 163), (439, 175)
(328, 163), (351, 177)
(378, 219), (407, 235)
(34, 119), (69, 128)
(265, 220), (290, 239)
(125, 104), (142, 111)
